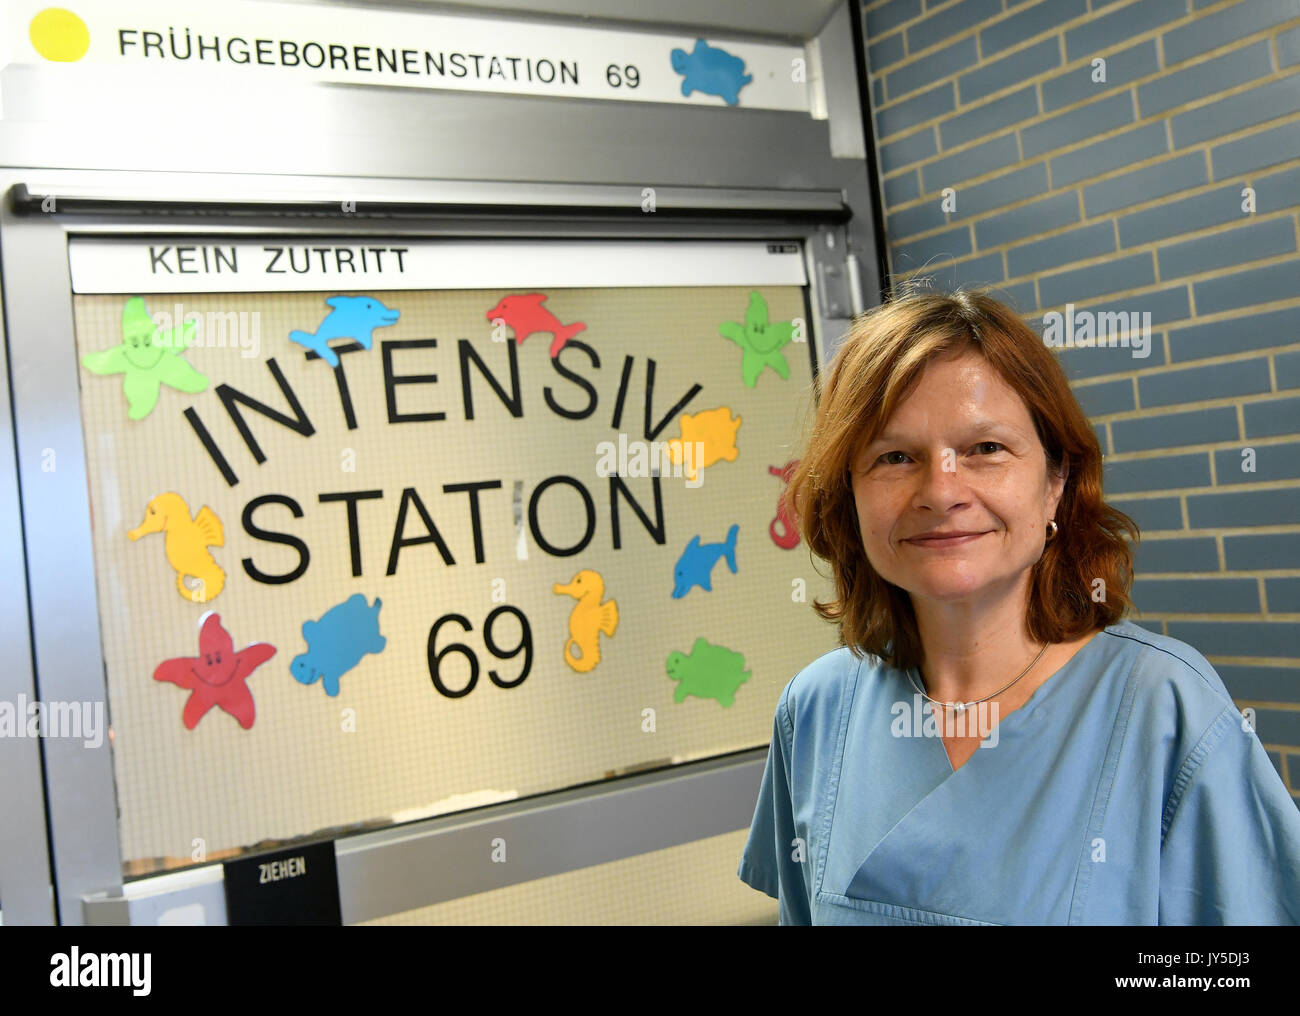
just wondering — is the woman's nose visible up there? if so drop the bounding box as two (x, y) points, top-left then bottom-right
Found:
(910, 450), (970, 508)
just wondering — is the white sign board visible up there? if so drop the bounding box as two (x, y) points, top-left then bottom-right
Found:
(9, 1), (811, 111)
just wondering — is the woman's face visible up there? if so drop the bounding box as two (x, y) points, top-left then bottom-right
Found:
(850, 350), (1066, 608)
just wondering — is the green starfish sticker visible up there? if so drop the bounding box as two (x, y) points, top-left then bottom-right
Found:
(718, 291), (794, 388)
(81, 297), (209, 420)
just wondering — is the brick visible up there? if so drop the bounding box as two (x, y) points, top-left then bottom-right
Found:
(938, 86), (1038, 148)
(1169, 306), (1300, 362)
(887, 200), (949, 238)
(1244, 397), (1300, 439)
(1042, 41), (1160, 113)
(880, 127), (938, 173)
(873, 76), (885, 108)
(1142, 358), (1271, 409)
(1214, 441), (1300, 484)
(1218, 664), (1300, 703)
(1281, 24), (1300, 68)
(1054, 330), (1167, 379)
(1093, 421), (1108, 451)
(1105, 452), (1212, 491)
(981, 0), (1088, 57)
(1132, 577), (1261, 612)
(1050, 123), (1169, 188)
(1072, 376), (1135, 416)
(866, 0), (922, 37)
(892, 224), (974, 271)
(1069, 285), (1192, 326)
(1266, 577), (1300, 612)
(1165, 620), (1300, 659)
(1224, 531), (1300, 569)
(990, 279), (1037, 311)
(1248, 706), (1300, 743)
(884, 169), (921, 206)
(974, 191), (1079, 248)
(959, 38), (1061, 104)
(1158, 218), (1297, 279)
(1193, 261), (1300, 315)
(1039, 253), (1157, 307)
(877, 82), (956, 139)
(905, 0), (1001, 54)
(1007, 222), (1116, 277)
(1254, 165), (1300, 214)
(1082, 152), (1207, 216)
(1107, 495), (1184, 529)
(1211, 122), (1300, 178)
(948, 163), (1049, 217)
(887, 37), (979, 99)
(1117, 184), (1244, 246)
(1279, 350), (1300, 389)
(1170, 75), (1300, 148)
(1132, 536), (1219, 571)
(1139, 40), (1273, 116)
(1162, 0), (1300, 65)
(1021, 92), (1134, 160)
(1064, 0), (1190, 63)
(869, 32), (907, 74)
(901, 252), (1005, 290)
(1187, 486), (1300, 527)
(920, 134), (1020, 193)
(1112, 405), (1238, 452)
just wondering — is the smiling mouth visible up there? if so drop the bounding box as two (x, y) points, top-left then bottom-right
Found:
(906, 532), (988, 547)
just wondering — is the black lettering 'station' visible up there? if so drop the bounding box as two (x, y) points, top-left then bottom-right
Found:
(176, 339), (701, 580)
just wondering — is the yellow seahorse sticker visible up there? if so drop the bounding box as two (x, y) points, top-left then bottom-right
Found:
(553, 569), (618, 673)
(129, 492), (226, 603)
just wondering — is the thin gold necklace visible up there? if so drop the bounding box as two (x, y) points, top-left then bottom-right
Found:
(905, 642), (1050, 714)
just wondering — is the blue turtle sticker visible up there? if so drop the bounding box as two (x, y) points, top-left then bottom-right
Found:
(291, 594), (386, 697)
(670, 39), (753, 106)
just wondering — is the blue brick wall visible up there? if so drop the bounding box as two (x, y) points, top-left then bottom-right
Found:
(861, 0), (1300, 795)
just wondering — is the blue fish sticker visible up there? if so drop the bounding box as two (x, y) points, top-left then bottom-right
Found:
(672, 524), (739, 598)
(289, 295), (400, 367)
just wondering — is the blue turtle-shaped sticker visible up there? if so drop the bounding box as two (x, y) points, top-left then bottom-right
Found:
(291, 594), (386, 697)
(670, 38), (753, 106)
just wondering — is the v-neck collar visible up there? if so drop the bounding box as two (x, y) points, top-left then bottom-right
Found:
(908, 627), (1109, 775)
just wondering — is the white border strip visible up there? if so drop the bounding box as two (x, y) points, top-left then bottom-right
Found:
(68, 238), (808, 293)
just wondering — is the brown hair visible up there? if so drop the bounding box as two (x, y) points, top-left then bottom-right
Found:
(790, 286), (1139, 669)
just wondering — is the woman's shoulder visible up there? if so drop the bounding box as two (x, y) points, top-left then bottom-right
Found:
(1094, 620), (1236, 713)
(1092, 620), (1246, 765)
(779, 643), (883, 731)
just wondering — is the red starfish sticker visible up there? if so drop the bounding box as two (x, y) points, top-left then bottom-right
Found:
(154, 613), (276, 730)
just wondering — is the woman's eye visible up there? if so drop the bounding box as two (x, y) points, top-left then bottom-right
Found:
(976, 441), (1004, 454)
(877, 451), (909, 465)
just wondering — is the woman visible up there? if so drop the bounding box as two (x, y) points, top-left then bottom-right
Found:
(737, 287), (1300, 925)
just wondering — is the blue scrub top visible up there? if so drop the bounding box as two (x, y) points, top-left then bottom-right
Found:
(737, 620), (1300, 925)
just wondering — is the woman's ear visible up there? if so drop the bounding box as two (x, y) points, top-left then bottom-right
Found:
(1047, 452), (1069, 512)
